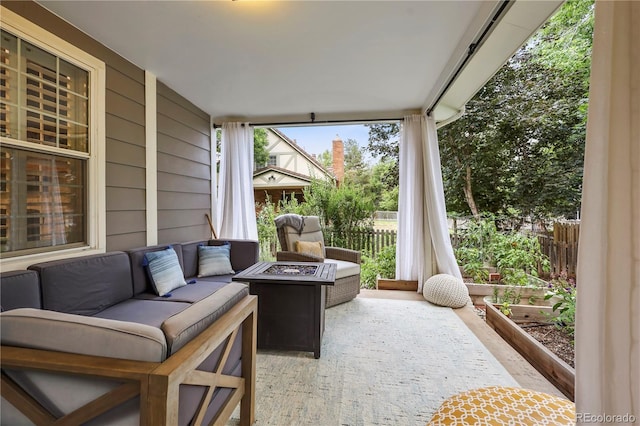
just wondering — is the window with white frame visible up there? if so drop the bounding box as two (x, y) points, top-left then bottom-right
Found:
(0, 11), (105, 260)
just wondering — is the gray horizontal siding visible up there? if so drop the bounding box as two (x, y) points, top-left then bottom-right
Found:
(157, 192), (212, 211)
(156, 81), (211, 244)
(106, 139), (145, 168)
(107, 232), (147, 252)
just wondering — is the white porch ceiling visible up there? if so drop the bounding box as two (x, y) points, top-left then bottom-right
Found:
(37, 0), (563, 125)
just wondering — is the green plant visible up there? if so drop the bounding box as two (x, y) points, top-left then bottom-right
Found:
(454, 216), (550, 286)
(544, 274), (576, 338)
(492, 285), (521, 305)
(492, 231), (550, 278)
(455, 247), (489, 282)
(360, 245), (396, 289)
(500, 268), (529, 286)
(256, 196), (278, 261)
(499, 302), (512, 317)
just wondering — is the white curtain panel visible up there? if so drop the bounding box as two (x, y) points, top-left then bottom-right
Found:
(576, 0), (639, 419)
(396, 115), (430, 288)
(396, 114), (461, 291)
(423, 115), (462, 281)
(215, 122), (259, 240)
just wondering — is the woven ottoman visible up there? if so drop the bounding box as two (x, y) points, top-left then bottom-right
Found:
(423, 274), (469, 308)
(427, 386), (575, 425)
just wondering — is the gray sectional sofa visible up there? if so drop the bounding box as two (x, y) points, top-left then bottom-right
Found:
(0, 239), (259, 426)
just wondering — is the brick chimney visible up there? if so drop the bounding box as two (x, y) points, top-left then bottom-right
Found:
(332, 135), (344, 184)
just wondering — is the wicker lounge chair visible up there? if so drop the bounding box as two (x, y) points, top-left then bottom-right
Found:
(275, 215), (361, 307)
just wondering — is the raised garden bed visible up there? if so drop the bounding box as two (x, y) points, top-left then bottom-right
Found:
(466, 282), (549, 306)
(484, 299), (575, 400)
(376, 278), (418, 291)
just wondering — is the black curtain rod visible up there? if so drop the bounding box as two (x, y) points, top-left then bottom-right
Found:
(426, 0), (512, 116)
(212, 116), (401, 129)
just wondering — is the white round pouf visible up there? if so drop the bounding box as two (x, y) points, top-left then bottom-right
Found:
(423, 274), (469, 308)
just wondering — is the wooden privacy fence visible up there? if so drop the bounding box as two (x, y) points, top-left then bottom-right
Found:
(260, 228), (398, 260)
(325, 229), (397, 258)
(537, 222), (580, 278)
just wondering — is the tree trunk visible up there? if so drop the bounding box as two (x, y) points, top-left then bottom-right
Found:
(463, 165), (480, 218)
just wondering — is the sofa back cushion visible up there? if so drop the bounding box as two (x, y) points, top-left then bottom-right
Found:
(209, 239), (259, 272)
(180, 240), (208, 278)
(0, 270), (41, 311)
(127, 244), (185, 295)
(28, 252), (133, 315)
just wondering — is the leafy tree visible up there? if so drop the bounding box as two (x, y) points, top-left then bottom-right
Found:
(343, 138), (371, 187)
(368, 160), (398, 211)
(253, 128), (269, 168)
(301, 178), (373, 245)
(364, 0), (591, 220)
(317, 149), (333, 169)
(438, 0), (592, 220)
(365, 123), (400, 189)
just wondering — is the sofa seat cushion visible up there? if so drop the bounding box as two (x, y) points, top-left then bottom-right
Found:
(324, 258), (361, 279)
(193, 274), (235, 284)
(134, 281), (229, 303)
(28, 252), (133, 316)
(92, 299), (190, 329)
(1, 308), (167, 362)
(162, 282), (249, 355)
(0, 270), (41, 311)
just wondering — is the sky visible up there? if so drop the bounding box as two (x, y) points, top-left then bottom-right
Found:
(275, 124), (370, 159)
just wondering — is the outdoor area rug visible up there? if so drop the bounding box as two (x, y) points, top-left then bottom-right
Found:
(227, 297), (518, 426)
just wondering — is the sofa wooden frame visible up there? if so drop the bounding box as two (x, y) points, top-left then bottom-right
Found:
(0, 295), (257, 426)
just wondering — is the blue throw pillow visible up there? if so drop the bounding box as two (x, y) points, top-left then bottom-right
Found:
(143, 247), (187, 296)
(198, 243), (234, 277)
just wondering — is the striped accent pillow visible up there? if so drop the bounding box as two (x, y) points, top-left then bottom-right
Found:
(143, 247), (187, 296)
(198, 243), (234, 277)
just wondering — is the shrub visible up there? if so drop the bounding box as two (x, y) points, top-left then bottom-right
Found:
(545, 273), (576, 338)
(360, 245), (396, 289)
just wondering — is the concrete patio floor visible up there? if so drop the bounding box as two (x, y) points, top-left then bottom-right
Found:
(359, 289), (566, 398)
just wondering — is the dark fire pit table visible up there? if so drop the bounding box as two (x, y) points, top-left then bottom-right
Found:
(232, 261), (336, 358)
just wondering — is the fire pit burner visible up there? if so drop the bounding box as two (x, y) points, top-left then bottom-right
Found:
(264, 264), (319, 276)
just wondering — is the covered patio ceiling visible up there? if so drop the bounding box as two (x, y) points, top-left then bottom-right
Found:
(38, 0), (562, 125)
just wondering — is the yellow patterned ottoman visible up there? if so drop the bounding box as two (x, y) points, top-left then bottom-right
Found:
(427, 386), (575, 425)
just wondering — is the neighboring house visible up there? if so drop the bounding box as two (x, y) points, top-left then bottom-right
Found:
(253, 128), (337, 207)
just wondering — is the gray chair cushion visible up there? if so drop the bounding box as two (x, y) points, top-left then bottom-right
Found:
(161, 282), (249, 354)
(279, 216), (326, 257)
(92, 298), (190, 328)
(134, 281), (228, 303)
(324, 258), (361, 279)
(0, 270), (41, 311)
(28, 252), (133, 315)
(1, 308), (167, 361)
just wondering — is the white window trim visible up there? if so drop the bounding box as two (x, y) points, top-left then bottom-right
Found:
(0, 7), (106, 270)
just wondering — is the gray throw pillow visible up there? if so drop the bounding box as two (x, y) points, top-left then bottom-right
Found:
(143, 247), (187, 296)
(198, 243), (234, 277)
